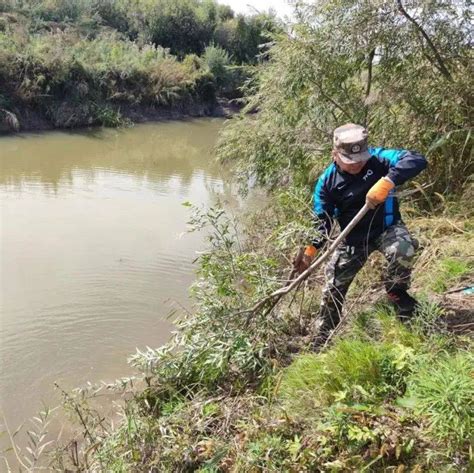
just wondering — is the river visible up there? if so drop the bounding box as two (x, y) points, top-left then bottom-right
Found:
(0, 118), (243, 460)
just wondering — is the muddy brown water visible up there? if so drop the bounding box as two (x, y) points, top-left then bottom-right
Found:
(0, 118), (250, 464)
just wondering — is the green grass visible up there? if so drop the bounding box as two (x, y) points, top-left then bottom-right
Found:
(430, 257), (471, 293)
(352, 304), (423, 348)
(401, 350), (474, 450)
(278, 338), (413, 411)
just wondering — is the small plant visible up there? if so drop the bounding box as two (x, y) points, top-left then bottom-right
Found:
(353, 304), (423, 349)
(410, 298), (449, 337)
(128, 204), (284, 402)
(93, 104), (128, 127)
(201, 43), (231, 88)
(1, 406), (56, 471)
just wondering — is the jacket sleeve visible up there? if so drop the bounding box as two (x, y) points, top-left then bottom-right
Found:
(311, 175), (335, 249)
(369, 147), (427, 186)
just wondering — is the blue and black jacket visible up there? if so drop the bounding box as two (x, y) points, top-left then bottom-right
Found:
(312, 147), (427, 248)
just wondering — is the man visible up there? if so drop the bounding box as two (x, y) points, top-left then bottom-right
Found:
(296, 123), (427, 345)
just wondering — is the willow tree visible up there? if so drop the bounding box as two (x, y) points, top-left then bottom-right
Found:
(218, 0), (472, 196)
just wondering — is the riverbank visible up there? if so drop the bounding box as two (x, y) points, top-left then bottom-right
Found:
(0, 2), (278, 135)
(3, 1), (472, 470)
(0, 97), (240, 133)
(44, 198), (473, 472)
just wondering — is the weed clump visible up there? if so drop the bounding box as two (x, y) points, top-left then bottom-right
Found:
(402, 350), (474, 451)
(279, 338), (414, 411)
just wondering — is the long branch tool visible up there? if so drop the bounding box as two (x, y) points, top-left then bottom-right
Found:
(241, 184), (430, 323)
(246, 202), (371, 319)
(239, 182), (434, 324)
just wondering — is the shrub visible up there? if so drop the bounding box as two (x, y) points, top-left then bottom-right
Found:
(144, 0), (212, 57)
(0, 1), (13, 13)
(201, 43), (230, 87)
(90, 0), (132, 36)
(214, 13), (280, 65)
(128, 205), (283, 401)
(26, 0), (88, 23)
(92, 104), (126, 127)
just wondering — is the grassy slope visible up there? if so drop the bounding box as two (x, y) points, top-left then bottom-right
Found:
(46, 201), (473, 472)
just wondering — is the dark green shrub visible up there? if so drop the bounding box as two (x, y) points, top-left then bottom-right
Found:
(144, 0), (211, 57)
(201, 44), (230, 86)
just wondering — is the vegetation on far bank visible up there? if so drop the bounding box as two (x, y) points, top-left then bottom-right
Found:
(0, 0), (281, 130)
(3, 1), (473, 472)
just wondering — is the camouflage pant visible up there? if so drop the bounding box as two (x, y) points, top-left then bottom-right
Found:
(319, 222), (417, 335)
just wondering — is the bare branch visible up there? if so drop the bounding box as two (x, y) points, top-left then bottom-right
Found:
(364, 48), (376, 126)
(397, 0), (452, 81)
(246, 203), (371, 318)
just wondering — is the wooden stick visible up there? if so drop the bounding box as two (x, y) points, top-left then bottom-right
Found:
(240, 185), (432, 325)
(247, 203), (371, 315)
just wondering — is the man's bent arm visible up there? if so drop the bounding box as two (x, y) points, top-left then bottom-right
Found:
(370, 147), (428, 186)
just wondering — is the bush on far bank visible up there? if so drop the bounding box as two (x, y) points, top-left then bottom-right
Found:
(0, 26), (217, 128)
(0, 0), (281, 129)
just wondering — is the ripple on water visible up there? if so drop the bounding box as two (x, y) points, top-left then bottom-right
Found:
(0, 119), (237, 455)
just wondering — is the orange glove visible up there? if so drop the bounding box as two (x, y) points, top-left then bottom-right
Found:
(366, 177), (395, 208)
(294, 245), (317, 275)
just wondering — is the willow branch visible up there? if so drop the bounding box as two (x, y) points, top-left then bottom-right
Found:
(247, 203), (371, 316)
(397, 0), (452, 81)
(365, 49), (376, 100)
(364, 48), (376, 125)
(306, 75), (354, 121)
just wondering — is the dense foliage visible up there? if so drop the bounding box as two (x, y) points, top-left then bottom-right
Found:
(1, 0), (279, 60)
(218, 0), (473, 197)
(0, 0), (280, 129)
(43, 200), (472, 472)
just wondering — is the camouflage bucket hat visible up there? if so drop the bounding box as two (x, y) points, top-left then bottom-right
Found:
(333, 123), (371, 164)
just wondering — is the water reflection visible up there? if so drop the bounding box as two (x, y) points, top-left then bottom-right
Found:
(0, 119), (226, 192)
(0, 118), (235, 451)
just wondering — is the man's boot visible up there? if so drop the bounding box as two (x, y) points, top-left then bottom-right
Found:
(313, 306), (341, 351)
(387, 288), (418, 321)
(312, 326), (330, 351)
